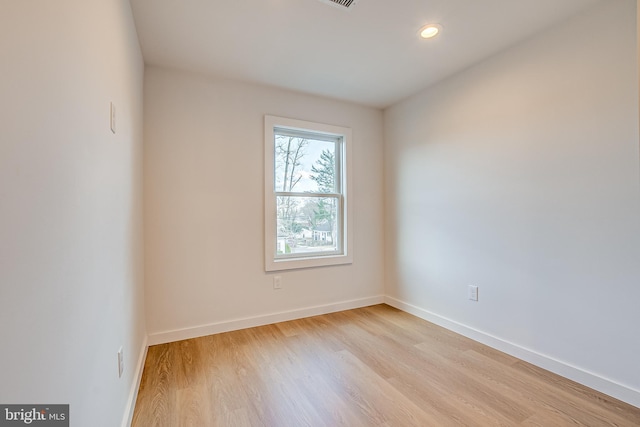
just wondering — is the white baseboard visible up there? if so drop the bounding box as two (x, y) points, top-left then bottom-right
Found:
(384, 296), (640, 409)
(147, 295), (385, 346)
(121, 335), (149, 427)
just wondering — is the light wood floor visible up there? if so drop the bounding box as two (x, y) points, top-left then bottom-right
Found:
(132, 304), (640, 426)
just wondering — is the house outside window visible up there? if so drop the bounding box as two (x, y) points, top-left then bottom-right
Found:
(264, 115), (353, 271)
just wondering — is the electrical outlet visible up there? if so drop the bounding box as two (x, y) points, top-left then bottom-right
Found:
(117, 346), (124, 378)
(468, 285), (479, 301)
(273, 276), (282, 290)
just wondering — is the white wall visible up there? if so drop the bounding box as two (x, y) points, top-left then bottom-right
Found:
(384, 0), (640, 406)
(0, 1), (145, 426)
(144, 67), (384, 340)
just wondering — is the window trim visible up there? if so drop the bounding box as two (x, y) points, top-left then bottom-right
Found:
(264, 115), (353, 271)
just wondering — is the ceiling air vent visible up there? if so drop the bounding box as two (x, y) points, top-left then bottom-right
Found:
(318, 0), (359, 9)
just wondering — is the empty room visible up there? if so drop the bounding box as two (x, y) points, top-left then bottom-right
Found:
(1, 0), (639, 426)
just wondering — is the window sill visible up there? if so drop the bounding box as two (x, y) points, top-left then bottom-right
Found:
(266, 253), (353, 272)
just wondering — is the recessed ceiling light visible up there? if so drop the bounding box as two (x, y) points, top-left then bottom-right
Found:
(419, 24), (442, 39)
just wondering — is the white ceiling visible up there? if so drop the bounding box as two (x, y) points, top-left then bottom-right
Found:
(130, 0), (601, 109)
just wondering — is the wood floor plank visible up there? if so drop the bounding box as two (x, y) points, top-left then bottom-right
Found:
(318, 319), (524, 425)
(132, 304), (640, 426)
(329, 349), (445, 426)
(132, 344), (179, 427)
(414, 342), (533, 424)
(175, 387), (211, 427)
(512, 359), (640, 426)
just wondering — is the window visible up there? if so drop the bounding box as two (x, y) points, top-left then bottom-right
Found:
(265, 115), (352, 271)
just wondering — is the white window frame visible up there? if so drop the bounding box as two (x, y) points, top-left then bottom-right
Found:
(264, 115), (353, 271)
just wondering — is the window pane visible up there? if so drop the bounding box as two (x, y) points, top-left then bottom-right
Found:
(276, 196), (339, 256)
(274, 135), (336, 193)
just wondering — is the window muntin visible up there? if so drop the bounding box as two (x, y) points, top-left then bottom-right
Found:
(265, 116), (352, 271)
